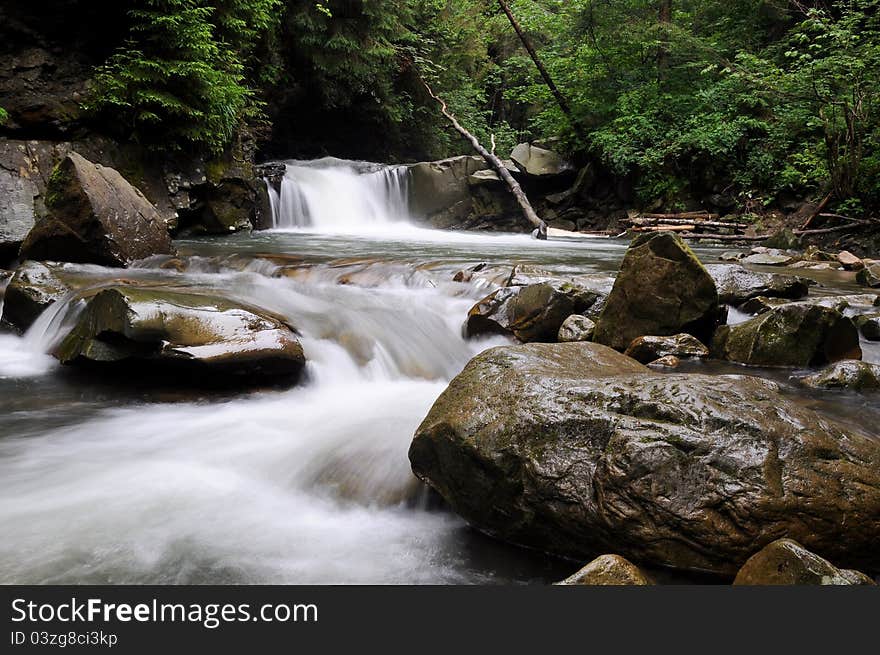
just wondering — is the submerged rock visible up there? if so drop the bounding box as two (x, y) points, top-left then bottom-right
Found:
(706, 264), (810, 306)
(624, 333), (709, 364)
(741, 252), (795, 266)
(557, 315), (596, 343)
(799, 361), (880, 392)
(593, 232), (719, 350)
(0, 261), (71, 331)
(20, 152), (174, 267)
(466, 281), (602, 343)
(558, 555), (653, 586)
(712, 304), (861, 367)
(409, 342), (880, 575)
(57, 286), (305, 384)
(733, 539), (875, 586)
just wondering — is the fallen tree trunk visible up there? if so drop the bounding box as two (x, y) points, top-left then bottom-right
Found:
(677, 232), (769, 242)
(420, 76), (548, 239)
(640, 211), (720, 220)
(626, 217), (749, 230)
(631, 225), (697, 233)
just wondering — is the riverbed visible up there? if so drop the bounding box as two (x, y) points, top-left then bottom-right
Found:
(0, 162), (877, 584)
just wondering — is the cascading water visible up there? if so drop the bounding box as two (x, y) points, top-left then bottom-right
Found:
(5, 157), (875, 585)
(266, 158), (411, 232)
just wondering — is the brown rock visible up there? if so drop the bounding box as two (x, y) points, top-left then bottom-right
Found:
(734, 539), (875, 585)
(558, 555), (653, 586)
(20, 152), (174, 267)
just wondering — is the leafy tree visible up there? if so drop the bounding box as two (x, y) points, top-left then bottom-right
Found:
(86, 0), (280, 154)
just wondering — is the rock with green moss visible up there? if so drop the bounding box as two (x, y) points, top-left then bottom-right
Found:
(593, 232), (720, 350)
(56, 286), (305, 385)
(733, 539), (875, 585)
(705, 264), (811, 306)
(856, 263), (880, 288)
(800, 360), (880, 392)
(855, 313), (880, 340)
(20, 152), (174, 266)
(409, 342), (880, 575)
(624, 333), (709, 364)
(712, 304), (861, 367)
(466, 281), (602, 343)
(557, 555), (653, 586)
(0, 261), (72, 331)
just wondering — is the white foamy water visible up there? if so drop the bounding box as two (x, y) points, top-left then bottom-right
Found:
(267, 158), (410, 233)
(0, 159), (557, 584)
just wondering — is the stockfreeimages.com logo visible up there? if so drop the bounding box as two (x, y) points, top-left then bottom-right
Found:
(11, 597), (318, 630)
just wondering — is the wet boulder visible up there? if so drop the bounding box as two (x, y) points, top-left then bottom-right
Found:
(557, 315), (596, 343)
(557, 555), (653, 586)
(624, 333), (709, 364)
(20, 152), (174, 267)
(0, 261), (71, 331)
(408, 156), (489, 220)
(56, 286), (305, 385)
(712, 304), (861, 367)
(593, 232), (719, 350)
(855, 313), (880, 341)
(800, 361), (880, 392)
(466, 281), (602, 343)
(647, 355), (680, 369)
(733, 539), (875, 586)
(706, 264), (811, 306)
(855, 263), (880, 288)
(409, 342), (880, 575)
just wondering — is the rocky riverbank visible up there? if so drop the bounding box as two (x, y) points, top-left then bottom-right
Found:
(410, 231), (880, 584)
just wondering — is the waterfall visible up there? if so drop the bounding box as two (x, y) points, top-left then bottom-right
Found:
(265, 158), (411, 232)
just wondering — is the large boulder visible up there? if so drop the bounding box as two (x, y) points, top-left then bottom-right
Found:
(712, 304), (861, 367)
(465, 281), (602, 343)
(593, 232), (720, 350)
(0, 261), (71, 331)
(409, 342), (880, 575)
(557, 555), (653, 586)
(624, 333), (709, 364)
(800, 361), (880, 392)
(407, 156), (489, 220)
(56, 286), (305, 384)
(20, 152), (174, 266)
(510, 143), (572, 177)
(733, 539), (875, 586)
(706, 264), (811, 306)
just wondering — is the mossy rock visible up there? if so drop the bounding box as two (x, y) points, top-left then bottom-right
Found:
(594, 232), (720, 350)
(800, 360), (880, 392)
(409, 342), (880, 575)
(712, 304), (861, 367)
(734, 539), (875, 585)
(558, 555), (653, 586)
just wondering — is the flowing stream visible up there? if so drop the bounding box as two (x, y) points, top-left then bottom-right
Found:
(0, 160), (877, 584)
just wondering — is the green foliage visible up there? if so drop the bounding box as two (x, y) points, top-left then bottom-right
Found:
(0, 107), (8, 125)
(86, 0), (281, 154)
(497, 0), (880, 209)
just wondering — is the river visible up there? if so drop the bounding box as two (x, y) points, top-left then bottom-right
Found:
(0, 159), (877, 584)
